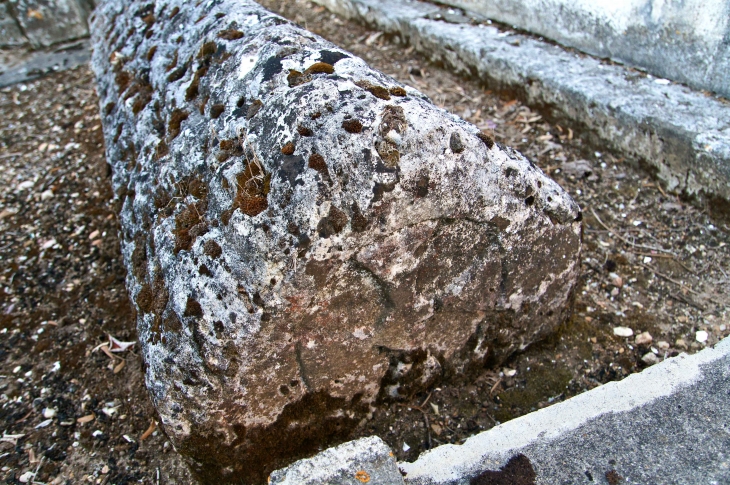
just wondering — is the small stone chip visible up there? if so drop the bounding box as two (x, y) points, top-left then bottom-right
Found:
(450, 132), (465, 153)
(641, 352), (658, 365)
(635, 332), (652, 346)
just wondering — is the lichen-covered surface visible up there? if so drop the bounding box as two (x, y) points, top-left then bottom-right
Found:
(90, 0), (580, 482)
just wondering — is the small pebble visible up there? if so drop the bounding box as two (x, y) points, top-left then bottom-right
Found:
(656, 341), (670, 350)
(40, 189), (54, 200)
(613, 327), (633, 337)
(43, 407), (57, 419)
(635, 332), (653, 346)
(675, 338), (687, 349)
(35, 418), (52, 428)
(695, 330), (708, 343)
(503, 368), (517, 377)
(641, 352), (658, 365)
(402, 442), (410, 452)
(609, 272), (623, 288)
(18, 471), (34, 483)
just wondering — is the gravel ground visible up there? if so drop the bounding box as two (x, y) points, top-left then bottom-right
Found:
(1, 1), (728, 483)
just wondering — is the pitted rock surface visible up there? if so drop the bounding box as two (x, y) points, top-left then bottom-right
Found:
(90, 1), (582, 483)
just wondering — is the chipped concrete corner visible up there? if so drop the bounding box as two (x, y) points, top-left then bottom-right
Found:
(273, 337), (730, 485)
(313, 0), (730, 211)
(91, 0), (581, 482)
(270, 436), (404, 485)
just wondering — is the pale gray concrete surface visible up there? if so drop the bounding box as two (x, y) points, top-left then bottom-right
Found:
(270, 436), (405, 485)
(271, 337), (730, 485)
(314, 0), (730, 207)
(437, 0), (730, 99)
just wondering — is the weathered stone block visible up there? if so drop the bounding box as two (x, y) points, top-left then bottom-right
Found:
(0, 2), (27, 47)
(7, 0), (92, 48)
(90, 1), (581, 483)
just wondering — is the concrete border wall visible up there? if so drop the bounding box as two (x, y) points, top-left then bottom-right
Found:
(436, 0), (730, 99)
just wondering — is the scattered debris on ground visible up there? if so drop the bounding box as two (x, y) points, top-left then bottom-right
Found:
(0, 0), (727, 482)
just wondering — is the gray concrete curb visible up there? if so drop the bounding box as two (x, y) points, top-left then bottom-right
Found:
(313, 0), (730, 209)
(435, 0), (730, 99)
(271, 336), (730, 484)
(0, 39), (91, 88)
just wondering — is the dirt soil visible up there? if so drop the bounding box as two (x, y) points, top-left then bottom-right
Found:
(1, 1), (728, 483)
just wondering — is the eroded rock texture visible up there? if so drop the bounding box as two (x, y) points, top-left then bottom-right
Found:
(90, 1), (582, 483)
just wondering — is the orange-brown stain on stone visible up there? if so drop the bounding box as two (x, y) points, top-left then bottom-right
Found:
(217, 29), (244, 40)
(355, 470), (370, 483)
(342, 119), (363, 133)
(232, 159), (270, 217)
(308, 153), (327, 173)
(304, 62), (334, 75)
(281, 142), (295, 155)
(168, 109), (189, 140)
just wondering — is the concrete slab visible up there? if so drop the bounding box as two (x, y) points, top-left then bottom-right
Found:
(314, 0), (730, 209)
(436, 0), (730, 99)
(271, 337), (730, 484)
(270, 436), (405, 485)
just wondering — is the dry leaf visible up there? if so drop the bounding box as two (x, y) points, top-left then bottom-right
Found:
(113, 360), (125, 373)
(77, 414), (95, 424)
(108, 335), (136, 352)
(140, 420), (157, 441)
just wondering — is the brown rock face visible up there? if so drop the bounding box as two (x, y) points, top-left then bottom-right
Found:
(90, 0), (582, 483)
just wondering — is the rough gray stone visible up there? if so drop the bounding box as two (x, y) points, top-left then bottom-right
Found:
(0, 2), (27, 47)
(90, 1), (581, 483)
(270, 436), (404, 485)
(314, 0), (730, 210)
(4, 0), (93, 48)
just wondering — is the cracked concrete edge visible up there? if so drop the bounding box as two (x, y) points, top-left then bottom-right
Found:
(269, 436), (404, 485)
(400, 336), (730, 484)
(313, 0), (730, 208)
(270, 337), (730, 484)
